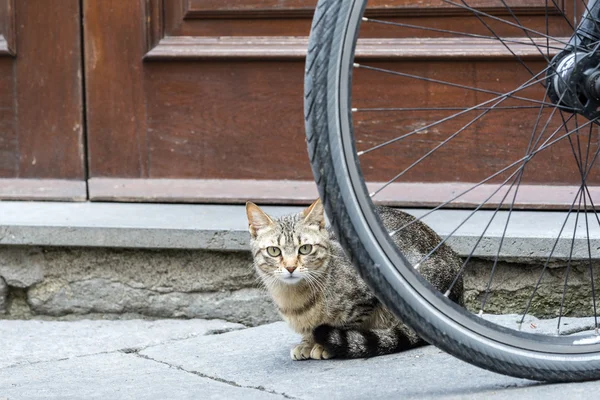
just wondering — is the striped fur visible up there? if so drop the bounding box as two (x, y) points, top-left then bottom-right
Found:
(246, 200), (463, 360)
(313, 324), (421, 358)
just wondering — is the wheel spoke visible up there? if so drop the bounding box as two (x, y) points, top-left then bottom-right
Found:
(354, 106), (550, 112)
(442, 0), (570, 45)
(557, 188), (584, 335)
(497, 0), (551, 62)
(426, 88), (555, 297)
(355, 63), (552, 106)
(370, 96), (513, 198)
(406, 164), (525, 266)
(519, 122), (600, 327)
(567, 115), (600, 334)
(583, 183), (599, 334)
(460, 0), (537, 76)
(390, 114), (590, 236)
(443, 175), (523, 298)
(357, 68), (558, 157)
(479, 167), (526, 315)
(518, 185), (585, 329)
(375, 78), (569, 202)
(478, 78), (558, 314)
(361, 17), (565, 51)
(548, 0), (575, 32)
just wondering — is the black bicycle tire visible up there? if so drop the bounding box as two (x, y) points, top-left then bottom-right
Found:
(304, 0), (600, 382)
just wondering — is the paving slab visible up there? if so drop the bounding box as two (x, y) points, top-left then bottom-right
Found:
(1, 319), (600, 399)
(0, 352), (283, 400)
(139, 321), (542, 400)
(0, 319), (244, 369)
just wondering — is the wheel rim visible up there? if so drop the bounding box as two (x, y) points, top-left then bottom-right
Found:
(335, 0), (600, 356)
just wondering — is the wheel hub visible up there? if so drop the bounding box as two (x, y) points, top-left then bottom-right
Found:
(548, 50), (600, 120)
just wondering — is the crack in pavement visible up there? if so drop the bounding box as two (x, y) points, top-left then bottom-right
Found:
(205, 327), (244, 335)
(0, 325), (247, 371)
(0, 349), (120, 371)
(132, 352), (298, 400)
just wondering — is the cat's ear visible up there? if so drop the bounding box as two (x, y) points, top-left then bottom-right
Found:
(303, 199), (325, 229)
(246, 202), (275, 238)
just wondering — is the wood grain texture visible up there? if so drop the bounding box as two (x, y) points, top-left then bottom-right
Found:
(0, 179), (86, 201)
(84, 0), (149, 178)
(0, 0), (14, 147)
(88, 177), (591, 210)
(145, 36), (566, 60)
(88, 178), (318, 204)
(15, 0), (84, 179)
(0, 59), (16, 176)
(143, 60), (310, 180)
(139, 56), (599, 186)
(0, 0), (15, 56)
(162, 0), (571, 37)
(352, 58), (600, 186)
(185, 0), (559, 18)
(0, 0), (85, 182)
(145, 0), (163, 53)
(85, 0), (591, 211)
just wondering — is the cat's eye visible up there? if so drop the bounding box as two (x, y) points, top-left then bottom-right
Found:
(298, 244), (313, 255)
(266, 246), (281, 257)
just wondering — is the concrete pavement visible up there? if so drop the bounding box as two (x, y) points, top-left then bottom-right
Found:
(1, 318), (599, 399)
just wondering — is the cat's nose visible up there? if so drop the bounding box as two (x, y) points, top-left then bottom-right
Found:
(285, 266), (297, 274)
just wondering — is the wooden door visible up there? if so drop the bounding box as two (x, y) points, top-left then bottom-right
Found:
(81, 1), (588, 207)
(0, 0), (85, 200)
(84, 0), (316, 204)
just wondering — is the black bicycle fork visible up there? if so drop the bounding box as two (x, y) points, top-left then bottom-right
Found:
(548, 0), (600, 119)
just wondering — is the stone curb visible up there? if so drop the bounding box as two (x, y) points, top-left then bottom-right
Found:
(1, 201), (599, 258)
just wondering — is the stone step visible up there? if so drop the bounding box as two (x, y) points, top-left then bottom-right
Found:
(1, 201), (599, 323)
(1, 201), (600, 258)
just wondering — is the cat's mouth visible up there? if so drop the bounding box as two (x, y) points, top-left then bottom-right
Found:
(280, 274), (303, 285)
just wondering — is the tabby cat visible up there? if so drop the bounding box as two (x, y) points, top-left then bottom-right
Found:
(246, 199), (463, 360)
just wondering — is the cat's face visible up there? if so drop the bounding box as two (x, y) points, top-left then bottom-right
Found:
(246, 199), (330, 286)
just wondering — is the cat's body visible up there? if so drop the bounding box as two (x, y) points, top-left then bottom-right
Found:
(246, 200), (463, 360)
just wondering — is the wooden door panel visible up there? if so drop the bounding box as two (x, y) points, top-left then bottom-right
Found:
(0, 0), (17, 177)
(0, 58), (16, 177)
(164, 0), (570, 37)
(353, 60), (594, 185)
(145, 61), (308, 180)
(0, 0), (85, 200)
(86, 0), (587, 207)
(85, 0), (149, 179)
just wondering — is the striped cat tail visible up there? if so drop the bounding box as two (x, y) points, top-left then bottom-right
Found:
(312, 324), (424, 358)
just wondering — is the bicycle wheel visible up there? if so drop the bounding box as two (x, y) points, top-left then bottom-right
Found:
(305, 0), (600, 382)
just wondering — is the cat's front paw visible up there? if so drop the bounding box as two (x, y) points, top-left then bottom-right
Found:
(309, 343), (332, 360)
(290, 343), (333, 360)
(291, 343), (314, 361)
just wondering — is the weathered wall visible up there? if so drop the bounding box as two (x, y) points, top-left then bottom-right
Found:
(1, 246), (599, 325)
(0, 247), (278, 326)
(464, 259), (600, 318)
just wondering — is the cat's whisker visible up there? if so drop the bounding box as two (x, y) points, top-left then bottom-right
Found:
(308, 275), (325, 293)
(305, 271), (327, 293)
(304, 274), (320, 294)
(302, 273), (318, 293)
(259, 273), (280, 291)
